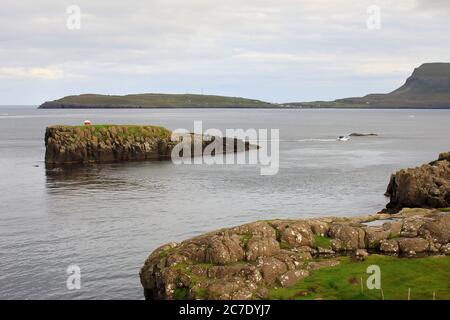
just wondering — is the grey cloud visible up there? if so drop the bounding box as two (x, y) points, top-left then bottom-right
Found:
(0, 0), (449, 104)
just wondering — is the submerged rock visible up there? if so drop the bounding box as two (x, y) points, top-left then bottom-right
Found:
(349, 133), (378, 137)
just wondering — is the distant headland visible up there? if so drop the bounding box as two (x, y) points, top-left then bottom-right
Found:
(39, 63), (450, 109)
(287, 62), (450, 109)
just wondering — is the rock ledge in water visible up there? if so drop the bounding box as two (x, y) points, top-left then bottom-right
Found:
(349, 133), (378, 137)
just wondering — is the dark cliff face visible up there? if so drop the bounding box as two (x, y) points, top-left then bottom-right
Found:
(45, 125), (175, 165)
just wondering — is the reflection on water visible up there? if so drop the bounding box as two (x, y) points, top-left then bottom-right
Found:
(1, 107), (450, 299)
(46, 165), (150, 191)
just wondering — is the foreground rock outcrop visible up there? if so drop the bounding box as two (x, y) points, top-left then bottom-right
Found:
(45, 125), (255, 165)
(140, 208), (450, 300)
(385, 151), (450, 212)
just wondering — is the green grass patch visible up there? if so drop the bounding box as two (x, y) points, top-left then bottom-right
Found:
(240, 234), (253, 248)
(193, 287), (209, 300)
(280, 242), (293, 250)
(173, 287), (189, 300)
(387, 233), (399, 240)
(313, 235), (332, 249)
(439, 208), (450, 212)
(269, 255), (450, 300)
(56, 124), (172, 141)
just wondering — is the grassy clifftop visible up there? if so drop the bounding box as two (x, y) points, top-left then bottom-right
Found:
(39, 93), (279, 109)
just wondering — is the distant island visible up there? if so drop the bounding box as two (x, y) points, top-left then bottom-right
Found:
(287, 63), (450, 109)
(38, 93), (280, 109)
(39, 63), (450, 109)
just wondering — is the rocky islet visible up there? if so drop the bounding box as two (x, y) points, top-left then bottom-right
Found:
(44, 125), (256, 165)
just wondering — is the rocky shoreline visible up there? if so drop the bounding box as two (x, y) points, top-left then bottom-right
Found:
(139, 152), (450, 300)
(45, 125), (256, 165)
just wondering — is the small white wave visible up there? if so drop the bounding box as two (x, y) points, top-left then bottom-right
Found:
(337, 136), (350, 142)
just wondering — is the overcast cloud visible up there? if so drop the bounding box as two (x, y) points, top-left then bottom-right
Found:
(0, 0), (449, 104)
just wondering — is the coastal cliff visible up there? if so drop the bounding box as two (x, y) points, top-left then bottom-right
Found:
(139, 152), (450, 300)
(45, 125), (254, 165)
(385, 151), (450, 212)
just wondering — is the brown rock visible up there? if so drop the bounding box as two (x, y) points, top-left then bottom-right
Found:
(380, 239), (400, 253)
(256, 256), (288, 285)
(438, 151), (450, 162)
(382, 220), (402, 237)
(397, 238), (430, 254)
(308, 220), (330, 236)
(206, 235), (244, 265)
(440, 243), (450, 255)
(306, 259), (340, 271)
(245, 236), (280, 261)
(385, 153), (450, 212)
(328, 224), (365, 251)
(418, 214), (450, 244)
(278, 270), (309, 287)
(400, 216), (428, 238)
(364, 227), (390, 249)
(354, 249), (369, 261)
(317, 247), (335, 255)
(232, 222), (277, 238)
(271, 221), (314, 248)
(206, 278), (254, 300)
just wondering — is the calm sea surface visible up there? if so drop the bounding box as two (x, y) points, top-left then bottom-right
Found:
(1, 106), (449, 299)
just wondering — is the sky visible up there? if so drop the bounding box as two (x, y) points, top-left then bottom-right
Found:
(0, 0), (449, 105)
